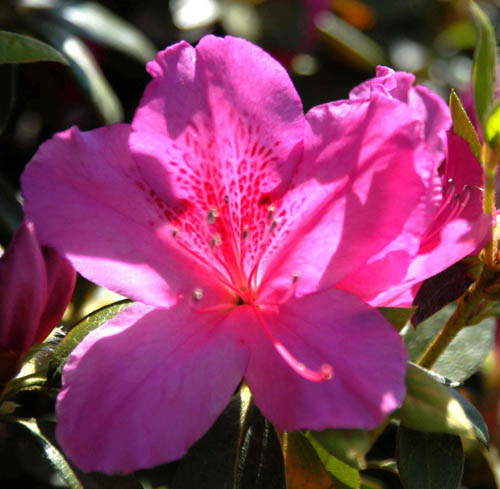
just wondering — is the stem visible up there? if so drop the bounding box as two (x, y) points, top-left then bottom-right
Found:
(417, 265), (497, 369)
(482, 142), (500, 267)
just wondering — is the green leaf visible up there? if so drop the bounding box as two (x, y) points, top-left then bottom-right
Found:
(393, 363), (489, 445)
(51, 1), (156, 63)
(308, 434), (360, 489)
(486, 99), (500, 147)
(48, 299), (132, 381)
(306, 429), (371, 470)
(402, 304), (495, 383)
(378, 307), (416, 331)
(281, 432), (335, 489)
(315, 11), (387, 70)
(15, 419), (83, 489)
(30, 19), (123, 124)
(470, 1), (497, 129)
(449, 89), (482, 158)
(397, 427), (463, 489)
(0, 30), (68, 64)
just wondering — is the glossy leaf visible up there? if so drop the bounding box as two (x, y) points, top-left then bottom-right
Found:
(449, 89), (481, 158)
(307, 435), (360, 489)
(47, 299), (132, 381)
(397, 427), (463, 489)
(15, 419), (83, 489)
(470, 1), (497, 129)
(31, 19), (123, 124)
(0, 30), (68, 64)
(402, 305), (495, 383)
(166, 385), (286, 489)
(393, 363), (488, 445)
(306, 429), (371, 470)
(51, 1), (156, 63)
(378, 306), (416, 331)
(281, 432), (334, 489)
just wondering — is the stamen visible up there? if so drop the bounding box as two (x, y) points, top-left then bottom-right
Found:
(250, 303), (333, 383)
(224, 195), (229, 204)
(172, 227), (178, 238)
(269, 219), (278, 233)
(207, 206), (219, 225)
(193, 288), (203, 301)
(242, 225), (248, 239)
(267, 204), (276, 221)
(210, 233), (222, 248)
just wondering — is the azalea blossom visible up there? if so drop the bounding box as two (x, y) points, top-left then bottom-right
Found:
(0, 220), (75, 384)
(337, 68), (490, 307)
(19, 35), (454, 474)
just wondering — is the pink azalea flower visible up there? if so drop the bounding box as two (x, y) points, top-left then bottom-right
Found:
(19, 36), (451, 474)
(337, 67), (490, 307)
(0, 220), (75, 383)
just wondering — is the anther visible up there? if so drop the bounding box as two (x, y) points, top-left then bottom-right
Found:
(292, 272), (300, 284)
(193, 288), (203, 301)
(268, 204), (276, 221)
(242, 225), (248, 239)
(210, 233), (222, 248)
(172, 227), (178, 238)
(207, 206), (219, 225)
(224, 195), (229, 204)
(269, 219), (278, 233)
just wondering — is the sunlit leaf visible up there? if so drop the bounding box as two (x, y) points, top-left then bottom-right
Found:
(0, 30), (68, 64)
(402, 305), (495, 383)
(449, 89), (481, 158)
(281, 432), (334, 489)
(15, 419), (83, 489)
(486, 99), (500, 147)
(470, 1), (497, 129)
(307, 434), (360, 489)
(30, 20), (123, 124)
(397, 427), (463, 489)
(306, 429), (371, 470)
(51, 1), (156, 63)
(48, 299), (132, 381)
(393, 363), (488, 446)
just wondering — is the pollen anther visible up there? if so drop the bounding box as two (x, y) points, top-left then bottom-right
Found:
(242, 225), (248, 239)
(193, 288), (203, 301)
(207, 206), (219, 225)
(267, 204), (276, 220)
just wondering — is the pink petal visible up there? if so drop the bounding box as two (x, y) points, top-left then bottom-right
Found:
(243, 288), (407, 430)
(22, 124), (228, 308)
(56, 301), (249, 474)
(129, 36), (305, 283)
(0, 221), (47, 352)
(257, 92), (429, 299)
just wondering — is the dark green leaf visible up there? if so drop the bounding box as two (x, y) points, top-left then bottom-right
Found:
(281, 432), (334, 489)
(378, 307), (416, 331)
(393, 363), (488, 445)
(0, 30), (68, 64)
(397, 427), (463, 489)
(402, 304), (495, 383)
(470, 1), (497, 129)
(51, 1), (156, 63)
(15, 419), (83, 489)
(307, 435), (360, 489)
(163, 385), (286, 489)
(0, 64), (16, 136)
(306, 429), (371, 470)
(30, 19), (123, 124)
(449, 89), (481, 158)
(48, 299), (132, 381)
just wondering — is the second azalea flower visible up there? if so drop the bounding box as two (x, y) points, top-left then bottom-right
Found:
(22, 36), (465, 474)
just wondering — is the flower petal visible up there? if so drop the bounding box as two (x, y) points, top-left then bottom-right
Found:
(0, 221), (47, 352)
(56, 302), (249, 474)
(22, 124), (228, 307)
(243, 288), (407, 430)
(258, 92), (429, 299)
